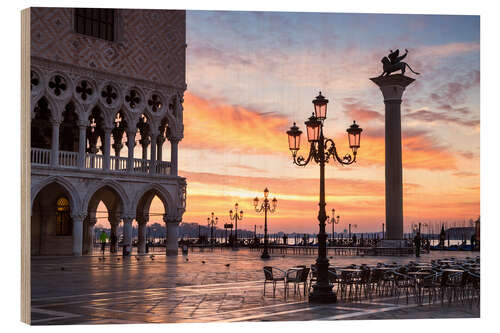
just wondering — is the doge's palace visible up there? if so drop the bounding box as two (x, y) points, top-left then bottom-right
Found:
(30, 8), (187, 256)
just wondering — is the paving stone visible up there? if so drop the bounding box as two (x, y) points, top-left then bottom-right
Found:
(31, 249), (479, 324)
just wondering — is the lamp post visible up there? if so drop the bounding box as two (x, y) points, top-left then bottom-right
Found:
(207, 212), (218, 245)
(382, 223), (385, 239)
(254, 188), (277, 259)
(229, 203), (243, 250)
(327, 208), (340, 244)
(286, 92), (362, 303)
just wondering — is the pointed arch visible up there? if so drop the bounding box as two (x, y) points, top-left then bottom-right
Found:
(31, 176), (81, 215)
(82, 178), (130, 214)
(133, 183), (174, 219)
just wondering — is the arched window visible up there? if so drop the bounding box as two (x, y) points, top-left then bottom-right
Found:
(55, 197), (72, 236)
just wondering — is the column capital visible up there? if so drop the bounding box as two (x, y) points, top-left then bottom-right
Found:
(168, 136), (182, 144)
(163, 214), (180, 224)
(78, 120), (90, 128)
(157, 135), (166, 145)
(370, 74), (415, 101)
(122, 216), (135, 224)
(88, 217), (98, 226)
(71, 212), (87, 222)
(137, 215), (149, 225)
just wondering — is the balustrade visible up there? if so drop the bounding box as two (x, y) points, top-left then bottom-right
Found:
(156, 161), (171, 175)
(85, 154), (103, 169)
(133, 158), (150, 173)
(59, 151), (78, 167)
(31, 148), (172, 177)
(31, 148), (51, 165)
(110, 156), (128, 172)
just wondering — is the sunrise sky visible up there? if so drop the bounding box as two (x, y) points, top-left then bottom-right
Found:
(146, 11), (480, 233)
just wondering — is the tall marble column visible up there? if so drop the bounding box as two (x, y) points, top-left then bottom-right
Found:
(370, 74), (415, 241)
(71, 213), (86, 256)
(164, 214), (179, 256)
(122, 216), (134, 256)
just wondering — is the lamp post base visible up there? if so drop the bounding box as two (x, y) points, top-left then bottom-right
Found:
(308, 285), (337, 303)
(260, 251), (270, 259)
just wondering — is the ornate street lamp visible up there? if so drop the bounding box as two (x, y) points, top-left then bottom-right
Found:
(254, 187), (277, 259)
(286, 91), (362, 303)
(229, 203), (243, 250)
(207, 212), (218, 245)
(327, 208), (340, 243)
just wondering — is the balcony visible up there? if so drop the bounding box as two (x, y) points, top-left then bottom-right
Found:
(31, 148), (172, 176)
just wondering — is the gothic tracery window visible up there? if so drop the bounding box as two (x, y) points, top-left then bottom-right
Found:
(31, 97), (52, 149)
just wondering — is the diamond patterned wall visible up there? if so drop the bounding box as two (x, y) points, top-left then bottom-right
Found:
(31, 7), (186, 89)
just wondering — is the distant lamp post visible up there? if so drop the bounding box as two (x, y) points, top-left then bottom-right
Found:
(286, 92), (362, 303)
(229, 203), (243, 249)
(207, 212), (218, 245)
(254, 187), (277, 259)
(327, 208), (340, 243)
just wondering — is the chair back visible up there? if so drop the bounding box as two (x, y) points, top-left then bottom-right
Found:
(310, 264), (318, 278)
(300, 267), (311, 282)
(263, 266), (273, 280)
(328, 269), (337, 283)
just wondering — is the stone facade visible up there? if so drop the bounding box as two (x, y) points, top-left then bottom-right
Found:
(30, 8), (187, 256)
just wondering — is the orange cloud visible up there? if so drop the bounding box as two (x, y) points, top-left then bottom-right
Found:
(183, 92), (459, 171)
(183, 92), (288, 154)
(354, 130), (458, 171)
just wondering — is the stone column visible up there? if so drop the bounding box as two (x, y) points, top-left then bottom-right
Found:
(83, 217), (97, 255)
(157, 136), (165, 162)
(150, 135), (157, 174)
(137, 216), (148, 254)
(71, 213), (85, 256)
(141, 139), (150, 160)
(170, 139), (179, 176)
(109, 217), (119, 253)
(78, 124), (87, 168)
(122, 216), (134, 256)
(50, 120), (60, 167)
(164, 214), (179, 256)
(370, 74), (415, 241)
(103, 127), (112, 170)
(126, 131), (135, 173)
